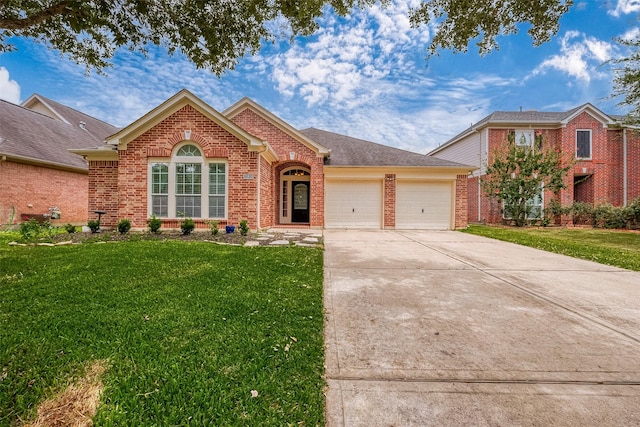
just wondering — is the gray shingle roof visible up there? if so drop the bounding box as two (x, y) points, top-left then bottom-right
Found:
(0, 98), (119, 170)
(300, 128), (470, 168)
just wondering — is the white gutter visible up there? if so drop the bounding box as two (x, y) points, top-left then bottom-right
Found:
(623, 128), (628, 206)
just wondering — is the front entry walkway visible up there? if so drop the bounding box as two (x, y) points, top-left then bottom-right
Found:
(323, 230), (640, 426)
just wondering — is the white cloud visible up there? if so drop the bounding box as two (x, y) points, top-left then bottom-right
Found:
(263, 0), (429, 109)
(610, 0), (640, 17)
(533, 31), (613, 83)
(621, 27), (640, 41)
(0, 67), (21, 104)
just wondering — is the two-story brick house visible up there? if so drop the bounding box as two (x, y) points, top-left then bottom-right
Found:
(429, 103), (640, 223)
(71, 89), (474, 230)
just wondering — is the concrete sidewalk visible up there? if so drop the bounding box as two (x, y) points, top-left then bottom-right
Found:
(323, 230), (640, 426)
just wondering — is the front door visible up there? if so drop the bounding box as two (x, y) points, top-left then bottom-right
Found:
(292, 181), (310, 223)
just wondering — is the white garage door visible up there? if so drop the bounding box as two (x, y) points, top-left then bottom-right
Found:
(325, 180), (382, 228)
(396, 181), (452, 229)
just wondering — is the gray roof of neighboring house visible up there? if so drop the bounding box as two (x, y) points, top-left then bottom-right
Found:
(300, 127), (471, 168)
(0, 97), (119, 171)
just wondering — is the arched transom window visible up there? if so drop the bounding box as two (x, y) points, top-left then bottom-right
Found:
(149, 144), (227, 219)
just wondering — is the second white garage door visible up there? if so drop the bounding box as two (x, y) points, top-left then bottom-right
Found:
(325, 180), (382, 228)
(396, 181), (452, 229)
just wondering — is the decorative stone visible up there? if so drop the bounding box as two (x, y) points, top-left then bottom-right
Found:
(256, 237), (271, 241)
(269, 240), (290, 245)
(302, 237), (319, 243)
(244, 241), (260, 247)
(56, 241), (74, 246)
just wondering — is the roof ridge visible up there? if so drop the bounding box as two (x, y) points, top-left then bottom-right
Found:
(1, 98), (65, 122)
(35, 93), (117, 128)
(301, 127), (428, 157)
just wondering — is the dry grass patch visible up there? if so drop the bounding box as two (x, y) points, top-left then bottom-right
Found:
(22, 360), (108, 427)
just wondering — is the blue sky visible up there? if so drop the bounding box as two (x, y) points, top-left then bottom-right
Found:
(0, 0), (638, 153)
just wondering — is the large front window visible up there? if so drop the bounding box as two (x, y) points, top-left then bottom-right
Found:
(149, 144), (226, 219)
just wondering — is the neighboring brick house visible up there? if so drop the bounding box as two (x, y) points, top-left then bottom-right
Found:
(429, 103), (639, 224)
(0, 95), (119, 226)
(72, 89), (473, 230)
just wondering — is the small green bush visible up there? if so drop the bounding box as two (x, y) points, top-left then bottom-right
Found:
(592, 203), (626, 229)
(20, 218), (43, 241)
(88, 219), (100, 233)
(118, 219), (132, 234)
(64, 223), (77, 234)
(180, 218), (195, 235)
(570, 202), (593, 226)
(239, 219), (249, 236)
(210, 220), (219, 236)
(148, 215), (162, 233)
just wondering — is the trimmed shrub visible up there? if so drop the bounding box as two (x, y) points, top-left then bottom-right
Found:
(239, 219), (249, 236)
(65, 223), (77, 234)
(209, 220), (219, 236)
(148, 215), (162, 233)
(88, 220), (100, 233)
(118, 219), (132, 234)
(180, 218), (195, 235)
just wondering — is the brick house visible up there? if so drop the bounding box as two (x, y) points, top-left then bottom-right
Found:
(429, 103), (640, 223)
(0, 95), (119, 226)
(72, 89), (473, 230)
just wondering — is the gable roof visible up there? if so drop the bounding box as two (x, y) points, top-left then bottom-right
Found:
(103, 89), (276, 160)
(0, 98), (118, 171)
(22, 94), (118, 145)
(223, 97), (331, 157)
(300, 128), (471, 169)
(430, 103), (618, 156)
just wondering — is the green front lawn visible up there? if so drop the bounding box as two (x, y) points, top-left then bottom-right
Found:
(462, 224), (640, 271)
(0, 236), (324, 426)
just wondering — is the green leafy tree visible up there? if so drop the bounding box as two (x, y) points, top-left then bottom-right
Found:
(612, 34), (640, 123)
(0, 0), (571, 74)
(482, 135), (572, 227)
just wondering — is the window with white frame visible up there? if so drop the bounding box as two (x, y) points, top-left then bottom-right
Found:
(503, 184), (544, 220)
(149, 144), (227, 219)
(576, 130), (591, 159)
(515, 129), (534, 147)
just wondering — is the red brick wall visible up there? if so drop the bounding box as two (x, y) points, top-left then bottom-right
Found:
(475, 120), (635, 224)
(230, 109), (325, 227)
(259, 155), (274, 228)
(116, 105), (259, 229)
(559, 112), (620, 207)
(628, 129), (640, 202)
(88, 161), (119, 226)
(0, 160), (89, 225)
(383, 175), (396, 228)
(467, 176), (479, 223)
(455, 175), (468, 228)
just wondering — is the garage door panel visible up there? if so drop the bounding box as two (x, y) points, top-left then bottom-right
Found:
(326, 180), (382, 229)
(396, 181), (452, 230)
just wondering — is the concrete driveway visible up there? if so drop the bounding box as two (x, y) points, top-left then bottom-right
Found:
(323, 230), (640, 426)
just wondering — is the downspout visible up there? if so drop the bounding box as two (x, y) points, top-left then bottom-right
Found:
(478, 128), (482, 222)
(623, 128), (628, 206)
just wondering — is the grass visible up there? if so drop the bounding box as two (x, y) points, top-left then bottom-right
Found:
(0, 234), (324, 426)
(462, 224), (640, 271)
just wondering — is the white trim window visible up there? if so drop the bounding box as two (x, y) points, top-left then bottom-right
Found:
(576, 130), (592, 159)
(149, 144), (227, 219)
(515, 129), (534, 147)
